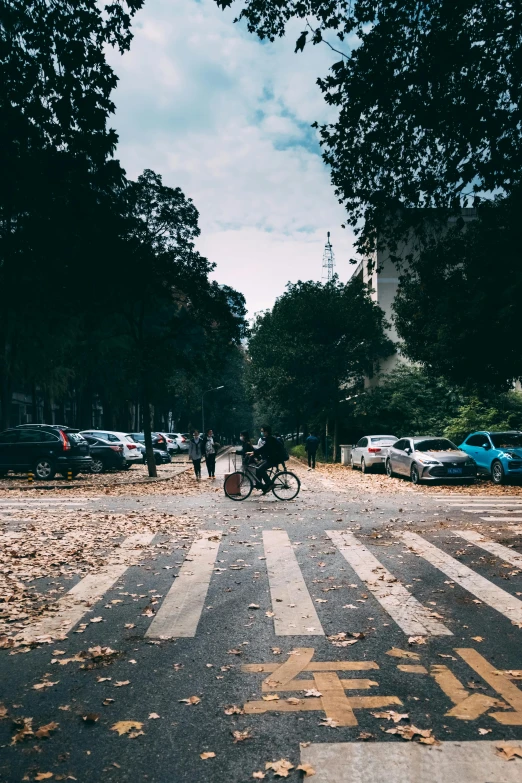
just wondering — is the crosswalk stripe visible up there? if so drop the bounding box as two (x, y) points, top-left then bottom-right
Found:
(19, 532), (155, 643)
(263, 530), (324, 636)
(455, 530), (522, 568)
(479, 516), (522, 521)
(326, 530), (451, 637)
(146, 530), (222, 639)
(456, 508), (522, 513)
(401, 532), (522, 626)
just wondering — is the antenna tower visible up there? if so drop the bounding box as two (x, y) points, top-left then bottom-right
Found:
(322, 231), (335, 281)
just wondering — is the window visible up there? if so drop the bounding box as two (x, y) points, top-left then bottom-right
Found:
(393, 440), (408, 451)
(371, 437), (397, 444)
(0, 430), (19, 444)
(466, 434), (488, 447)
(107, 434), (120, 442)
(356, 438), (368, 448)
(39, 431), (59, 443)
(18, 429), (45, 443)
(415, 439), (458, 452)
(490, 433), (522, 449)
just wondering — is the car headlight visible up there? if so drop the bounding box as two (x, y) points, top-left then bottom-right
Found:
(417, 457), (440, 465)
(505, 452), (519, 459)
(465, 458), (476, 466)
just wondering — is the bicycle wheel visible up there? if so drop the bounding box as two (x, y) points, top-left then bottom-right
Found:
(271, 470), (301, 501)
(223, 471), (253, 501)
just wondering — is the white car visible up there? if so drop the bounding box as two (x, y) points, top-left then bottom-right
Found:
(80, 430), (142, 468)
(168, 433), (189, 453)
(350, 434), (398, 473)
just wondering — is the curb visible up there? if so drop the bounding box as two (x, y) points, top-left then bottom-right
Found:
(0, 465), (192, 492)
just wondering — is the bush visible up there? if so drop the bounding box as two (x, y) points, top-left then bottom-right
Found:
(290, 445), (306, 460)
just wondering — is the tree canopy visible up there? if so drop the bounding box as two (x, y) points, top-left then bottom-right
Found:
(392, 194), (522, 391)
(248, 277), (394, 435)
(216, 0), (522, 251)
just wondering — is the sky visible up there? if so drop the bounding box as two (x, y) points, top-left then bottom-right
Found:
(107, 0), (357, 316)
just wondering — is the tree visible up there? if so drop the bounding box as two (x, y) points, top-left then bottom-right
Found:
(392, 194), (522, 391)
(216, 0), (522, 252)
(248, 277), (393, 455)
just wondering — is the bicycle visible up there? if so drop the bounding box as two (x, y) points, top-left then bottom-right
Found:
(223, 460), (301, 501)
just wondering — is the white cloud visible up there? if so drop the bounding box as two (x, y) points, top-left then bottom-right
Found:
(107, 0), (356, 313)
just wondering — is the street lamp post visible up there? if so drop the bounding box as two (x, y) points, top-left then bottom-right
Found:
(202, 386), (224, 433)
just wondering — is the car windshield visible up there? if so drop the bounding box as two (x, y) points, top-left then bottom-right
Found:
(125, 436), (137, 443)
(415, 439), (459, 452)
(490, 433), (522, 449)
(129, 433), (145, 442)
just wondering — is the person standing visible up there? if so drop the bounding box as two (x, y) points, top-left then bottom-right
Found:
(305, 431), (320, 470)
(188, 430), (203, 479)
(202, 429), (220, 478)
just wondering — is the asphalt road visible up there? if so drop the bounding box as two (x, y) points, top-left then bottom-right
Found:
(1, 457), (522, 782)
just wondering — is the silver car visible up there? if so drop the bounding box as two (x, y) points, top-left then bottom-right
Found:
(350, 434), (398, 473)
(386, 437), (477, 485)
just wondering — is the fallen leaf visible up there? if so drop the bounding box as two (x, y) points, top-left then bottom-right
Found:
(224, 705), (244, 715)
(114, 681), (130, 687)
(471, 636), (484, 642)
(200, 751), (216, 760)
(271, 647), (281, 654)
(0, 704), (7, 719)
(33, 680), (58, 690)
(125, 623), (136, 629)
(318, 717), (339, 727)
(82, 714), (99, 724)
(386, 648), (420, 660)
(496, 743), (522, 761)
(179, 696), (201, 706)
(102, 698), (115, 706)
(110, 721), (144, 736)
(265, 759), (294, 778)
(35, 721), (59, 738)
(228, 649), (243, 655)
(371, 711), (409, 723)
(296, 763), (316, 777)
(232, 729), (252, 743)
(35, 774), (54, 781)
(262, 694), (280, 701)
(478, 728), (492, 735)
(408, 636), (427, 646)
(265, 611), (275, 618)
(304, 689), (322, 698)
(286, 698), (301, 705)
(90, 617), (103, 623)
(253, 773), (265, 780)
(148, 713), (160, 720)
(248, 604), (260, 609)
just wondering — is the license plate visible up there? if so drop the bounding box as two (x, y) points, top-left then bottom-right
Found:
(447, 467), (462, 475)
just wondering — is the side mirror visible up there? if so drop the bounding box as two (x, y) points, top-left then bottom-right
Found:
(404, 447), (412, 455)
(482, 442), (491, 450)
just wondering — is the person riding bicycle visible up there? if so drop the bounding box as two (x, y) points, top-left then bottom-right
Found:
(236, 431), (253, 468)
(253, 425), (281, 494)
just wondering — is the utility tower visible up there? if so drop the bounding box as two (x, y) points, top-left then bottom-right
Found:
(322, 231), (335, 281)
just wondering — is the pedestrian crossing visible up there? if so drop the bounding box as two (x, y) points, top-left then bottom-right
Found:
(437, 496), (522, 522)
(14, 526), (522, 644)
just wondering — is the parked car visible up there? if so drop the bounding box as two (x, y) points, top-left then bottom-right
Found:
(459, 430), (522, 485)
(153, 432), (176, 454)
(1, 425), (93, 480)
(386, 437), (477, 485)
(81, 434), (127, 474)
(167, 433), (189, 453)
(350, 434), (398, 473)
(126, 435), (172, 466)
(80, 430), (142, 468)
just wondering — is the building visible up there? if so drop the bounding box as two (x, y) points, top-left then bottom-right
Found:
(352, 208), (477, 387)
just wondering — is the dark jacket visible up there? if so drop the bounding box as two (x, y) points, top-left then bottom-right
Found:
(236, 440), (253, 467)
(305, 435), (320, 453)
(255, 435), (280, 466)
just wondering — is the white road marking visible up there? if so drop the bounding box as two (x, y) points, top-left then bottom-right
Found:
(454, 530), (522, 568)
(301, 740), (522, 783)
(401, 532), (522, 626)
(479, 516), (522, 522)
(458, 508), (522, 513)
(19, 532), (155, 642)
(263, 530), (324, 636)
(327, 530), (451, 637)
(146, 530), (222, 639)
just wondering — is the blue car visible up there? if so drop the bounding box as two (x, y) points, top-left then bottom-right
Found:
(459, 431), (522, 484)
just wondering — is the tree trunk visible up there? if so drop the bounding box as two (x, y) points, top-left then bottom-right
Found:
(142, 383), (157, 478)
(333, 417), (339, 463)
(43, 390), (52, 424)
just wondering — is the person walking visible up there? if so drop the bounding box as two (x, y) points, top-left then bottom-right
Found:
(305, 431), (320, 470)
(202, 429), (220, 478)
(188, 430), (204, 479)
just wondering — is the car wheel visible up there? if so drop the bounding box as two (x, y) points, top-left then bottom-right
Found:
(34, 458), (56, 481)
(410, 464), (421, 485)
(122, 463), (133, 471)
(361, 457), (369, 474)
(491, 460), (505, 485)
(386, 459), (394, 478)
(155, 453), (162, 465)
(90, 458), (105, 474)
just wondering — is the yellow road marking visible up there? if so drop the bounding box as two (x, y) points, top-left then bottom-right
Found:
(262, 678), (379, 692)
(456, 648), (522, 725)
(313, 672), (358, 726)
(243, 695), (402, 718)
(397, 665), (428, 674)
(242, 661), (379, 673)
(262, 647), (315, 690)
(431, 664), (469, 704)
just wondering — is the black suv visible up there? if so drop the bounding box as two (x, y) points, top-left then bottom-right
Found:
(0, 425), (93, 480)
